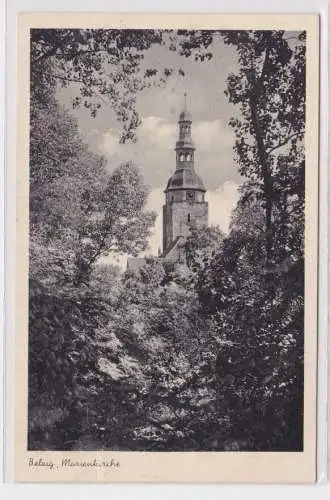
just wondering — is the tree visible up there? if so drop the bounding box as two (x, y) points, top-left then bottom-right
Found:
(74, 161), (157, 285)
(79, 251), (231, 452)
(192, 31), (306, 450)
(30, 29), (220, 141)
(30, 95), (156, 286)
(196, 189), (304, 450)
(30, 29), (176, 141)
(28, 28), (307, 452)
(28, 97), (157, 449)
(222, 30), (305, 265)
(185, 225), (224, 273)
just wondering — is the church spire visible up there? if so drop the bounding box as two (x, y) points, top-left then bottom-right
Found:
(175, 94), (195, 169)
(163, 96), (208, 258)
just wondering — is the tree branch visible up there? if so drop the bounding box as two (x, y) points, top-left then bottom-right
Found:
(87, 236), (108, 267)
(45, 72), (85, 84)
(45, 72), (110, 106)
(267, 132), (300, 155)
(32, 32), (73, 64)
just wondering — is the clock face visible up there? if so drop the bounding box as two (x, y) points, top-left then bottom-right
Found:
(187, 191), (195, 201)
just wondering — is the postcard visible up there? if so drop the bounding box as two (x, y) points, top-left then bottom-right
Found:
(15, 12), (319, 483)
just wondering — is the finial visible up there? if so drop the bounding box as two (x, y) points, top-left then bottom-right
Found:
(184, 92), (187, 109)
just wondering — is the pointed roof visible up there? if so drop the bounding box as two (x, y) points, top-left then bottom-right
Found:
(162, 236), (185, 260)
(179, 93), (192, 122)
(162, 236), (182, 257)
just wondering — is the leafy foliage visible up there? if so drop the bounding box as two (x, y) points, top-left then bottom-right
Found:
(28, 29), (306, 452)
(185, 225), (224, 273)
(28, 95), (156, 449)
(223, 31), (305, 263)
(31, 29), (180, 142)
(197, 194), (304, 450)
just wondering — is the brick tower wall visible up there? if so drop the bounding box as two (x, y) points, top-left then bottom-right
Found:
(163, 200), (208, 254)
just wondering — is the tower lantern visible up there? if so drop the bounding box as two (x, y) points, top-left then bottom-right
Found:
(175, 92), (196, 170)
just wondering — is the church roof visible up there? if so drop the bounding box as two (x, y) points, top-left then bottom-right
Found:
(179, 108), (192, 122)
(162, 236), (183, 258)
(166, 168), (206, 192)
(179, 94), (192, 122)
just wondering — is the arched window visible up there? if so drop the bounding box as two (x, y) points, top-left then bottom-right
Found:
(180, 153), (185, 162)
(186, 153), (191, 161)
(188, 213), (191, 222)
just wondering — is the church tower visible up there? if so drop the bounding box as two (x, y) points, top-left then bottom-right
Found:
(162, 95), (208, 261)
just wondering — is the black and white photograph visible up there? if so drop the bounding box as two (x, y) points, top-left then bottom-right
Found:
(27, 25), (308, 454)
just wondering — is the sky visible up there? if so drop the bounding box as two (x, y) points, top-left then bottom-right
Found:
(57, 32), (243, 265)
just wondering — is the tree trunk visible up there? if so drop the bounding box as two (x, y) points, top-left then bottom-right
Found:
(249, 97), (273, 266)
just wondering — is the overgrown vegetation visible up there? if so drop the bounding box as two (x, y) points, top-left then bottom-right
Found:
(28, 29), (305, 451)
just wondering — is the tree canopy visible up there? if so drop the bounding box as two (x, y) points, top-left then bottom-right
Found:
(28, 29), (306, 452)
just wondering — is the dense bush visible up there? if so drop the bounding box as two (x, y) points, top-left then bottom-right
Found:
(28, 29), (305, 451)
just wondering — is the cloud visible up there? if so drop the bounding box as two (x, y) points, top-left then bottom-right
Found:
(144, 180), (239, 256)
(98, 116), (176, 157)
(145, 187), (164, 256)
(99, 116), (232, 158)
(101, 128), (121, 155)
(206, 181), (240, 233)
(138, 116), (176, 149)
(58, 34), (241, 190)
(194, 119), (233, 152)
